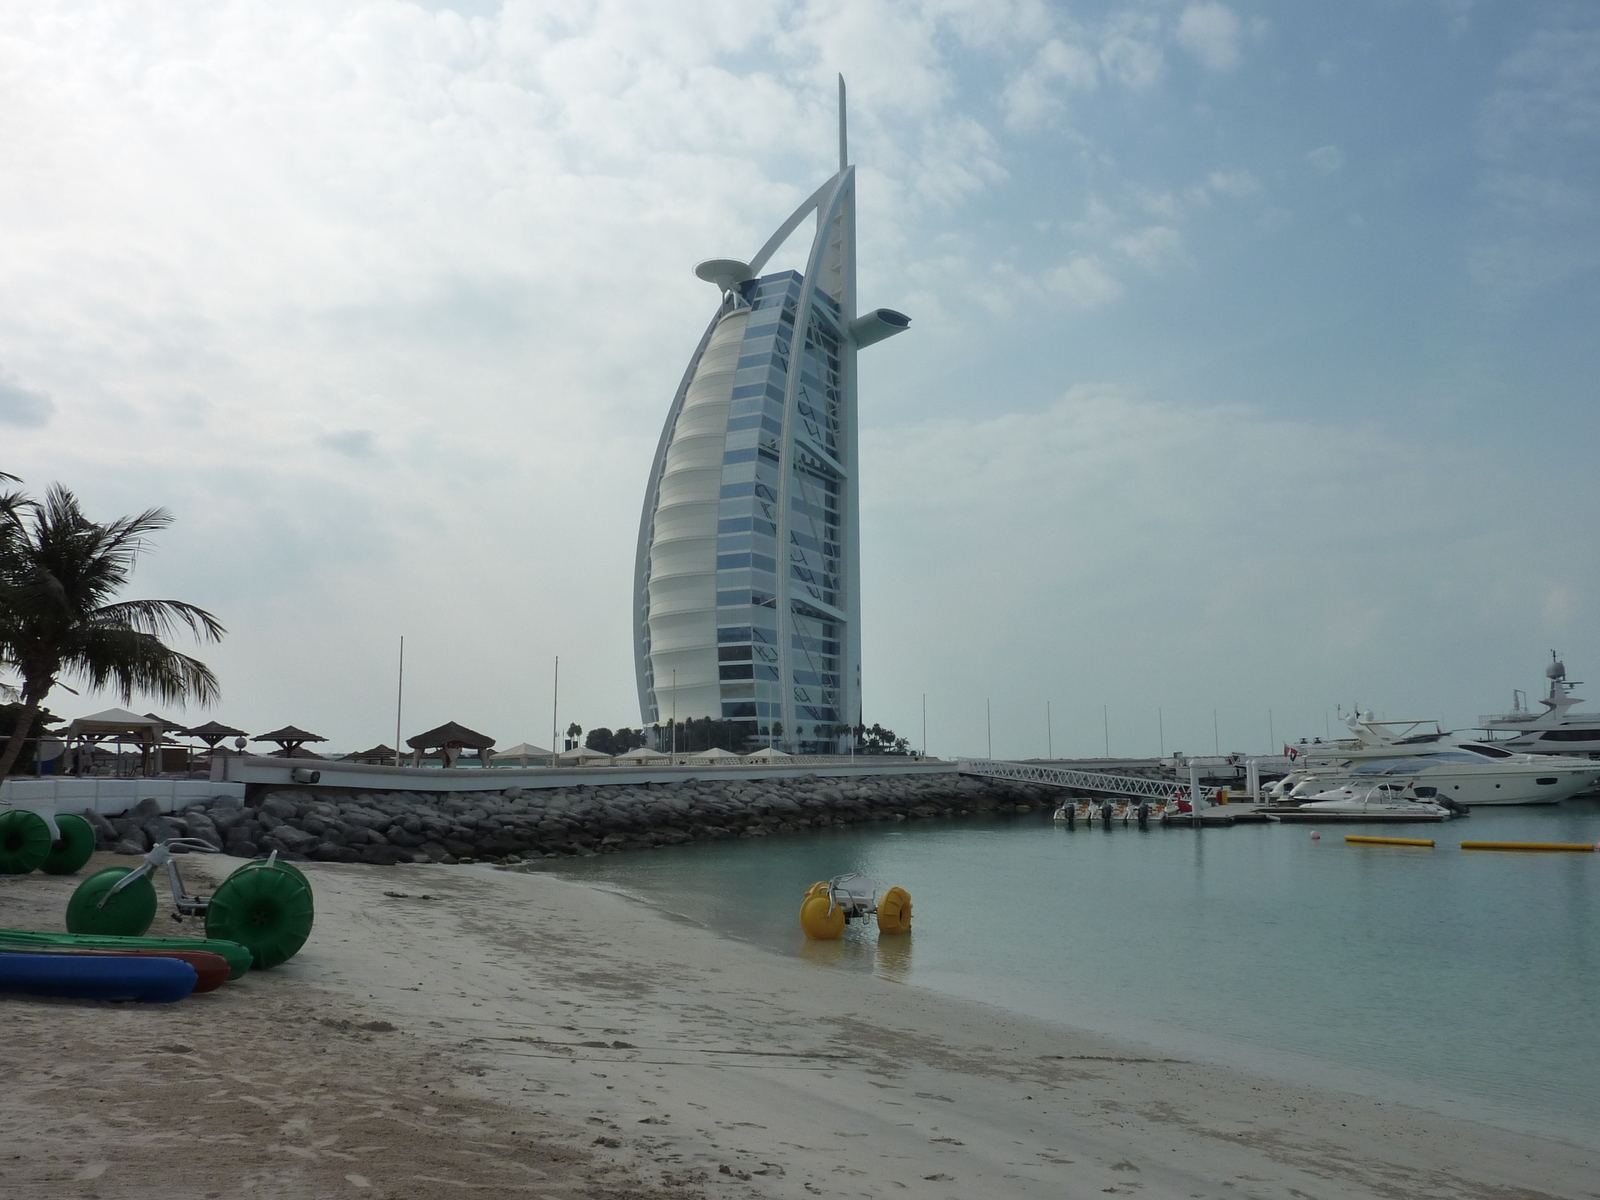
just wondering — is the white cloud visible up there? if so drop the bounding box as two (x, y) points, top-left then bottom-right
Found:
(1099, 12), (1165, 89)
(1471, 26), (1600, 304)
(0, 371), (53, 428)
(1305, 144), (1345, 175)
(1002, 38), (1099, 129)
(1041, 254), (1124, 307)
(1176, 2), (1243, 73)
(1114, 225), (1183, 270)
(1203, 168), (1262, 198)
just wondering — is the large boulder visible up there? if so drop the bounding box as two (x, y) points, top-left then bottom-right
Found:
(260, 793), (300, 819)
(182, 811), (225, 851)
(142, 816), (183, 844)
(81, 809), (118, 846)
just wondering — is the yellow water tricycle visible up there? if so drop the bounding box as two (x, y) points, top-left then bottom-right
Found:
(799, 873), (912, 939)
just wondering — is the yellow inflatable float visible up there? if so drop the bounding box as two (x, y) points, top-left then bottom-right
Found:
(799, 874), (912, 940)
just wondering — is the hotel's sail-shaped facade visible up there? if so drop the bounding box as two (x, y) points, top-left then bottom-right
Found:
(634, 84), (908, 752)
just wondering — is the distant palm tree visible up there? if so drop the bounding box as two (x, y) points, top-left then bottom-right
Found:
(0, 484), (224, 776)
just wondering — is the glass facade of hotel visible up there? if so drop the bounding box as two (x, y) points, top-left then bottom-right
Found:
(634, 157), (906, 753)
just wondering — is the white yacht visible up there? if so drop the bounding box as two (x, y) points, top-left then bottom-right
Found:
(1478, 654), (1600, 758)
(1270, 710), (1600, 806)
(1286, 711), (1465, 767)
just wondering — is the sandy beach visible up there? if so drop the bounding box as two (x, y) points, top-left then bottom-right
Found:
(3, 850), (1595, 1199)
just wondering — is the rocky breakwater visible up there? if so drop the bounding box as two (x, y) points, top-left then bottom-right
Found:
(85, 773), (1055, 866)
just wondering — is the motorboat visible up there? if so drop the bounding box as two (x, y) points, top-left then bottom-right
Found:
(1270, 704), (1600, 806)
(1478, 653), (1600, 758)
(1286, 711), (1475, 767)
(1268, 744), (1600, 807)
(1267, 781), (1462, 823)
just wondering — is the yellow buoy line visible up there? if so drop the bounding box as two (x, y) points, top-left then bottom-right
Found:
(800, 873), (912, 940)
(1346, 835), (1435, 848)
(1338, 837), (1600, 852)
(1459, 841), (1598, 853)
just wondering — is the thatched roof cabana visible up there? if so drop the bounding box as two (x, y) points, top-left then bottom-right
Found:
(406, 721), (495, 768)
(343, 744), (398, 764)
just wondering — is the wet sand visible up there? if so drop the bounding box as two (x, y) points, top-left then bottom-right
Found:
(2, 851), (1594, 1198)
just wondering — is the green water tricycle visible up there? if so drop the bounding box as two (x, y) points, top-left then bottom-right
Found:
(0, 808), (97, 876)
(67, 838), (314, 970)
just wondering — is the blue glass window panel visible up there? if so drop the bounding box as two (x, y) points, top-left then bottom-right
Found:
(722, 702), (758, 718)
(719, 664), (754, 680)
(717, 534), (752, 552)
(754, 518), (776, 537)
(718, 626), (751, 643)
(792, 636), (841, 654)
(731, 385), (766, 401)
(733, 366), (771, 387)
(751, 554), (777, 573)
(723, 447), (758, 465)
(721, 462), (756, 485)
(718, 518), (753, 534)
(720, 482), (755, 499)
(717, 588), (752, 606)
(718, 645), (752, 661)
(751, 625), (778, 644)
(752, 590), (778, 608)
(755, 665), (781, 681)
(736, 354), (773, 370)
(726, 414), (761, 431)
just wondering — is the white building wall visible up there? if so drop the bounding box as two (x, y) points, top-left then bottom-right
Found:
(644, 307), (751, 724)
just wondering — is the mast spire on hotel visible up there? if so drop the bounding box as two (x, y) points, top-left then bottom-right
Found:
(633, 77), (910, 753)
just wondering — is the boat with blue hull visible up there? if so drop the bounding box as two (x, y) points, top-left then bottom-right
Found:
(0, 951), (197, 1003)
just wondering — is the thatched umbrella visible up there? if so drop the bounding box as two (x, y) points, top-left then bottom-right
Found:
(253, 725), (329, 758)
(406, 721), (494, 768)
(185, 720), (248, 750)
(343, 743), (398, 764)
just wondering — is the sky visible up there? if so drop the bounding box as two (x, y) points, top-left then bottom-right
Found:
(2, 0), (1598, 759)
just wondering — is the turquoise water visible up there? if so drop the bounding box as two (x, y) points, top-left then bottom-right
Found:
(544, 801), (1600, 1146)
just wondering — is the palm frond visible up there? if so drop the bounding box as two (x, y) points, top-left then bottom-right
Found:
(92, 599), (226, 642)
(69, 627), (221, 707)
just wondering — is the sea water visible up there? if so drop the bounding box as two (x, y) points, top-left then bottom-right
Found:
(544, 799), (1600, 1147)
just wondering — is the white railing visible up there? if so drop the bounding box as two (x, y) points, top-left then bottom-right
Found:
(957, 758), (1221, 804)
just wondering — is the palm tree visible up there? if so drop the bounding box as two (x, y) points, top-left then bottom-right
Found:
(0, 484), (224, 777)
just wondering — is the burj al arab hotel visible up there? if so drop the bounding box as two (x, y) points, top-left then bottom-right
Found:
(634, 80), (910, 753)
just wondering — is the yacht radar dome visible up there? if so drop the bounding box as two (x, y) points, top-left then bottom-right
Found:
(693, 258), (754, 294)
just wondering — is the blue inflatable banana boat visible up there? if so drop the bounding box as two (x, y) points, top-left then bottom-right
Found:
(0, 951), (198, 1003)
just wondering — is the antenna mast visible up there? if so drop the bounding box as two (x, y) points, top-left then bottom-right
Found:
(838, 74), (848, 172)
